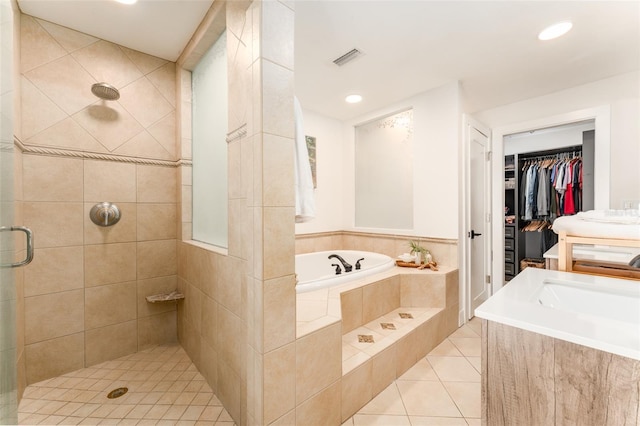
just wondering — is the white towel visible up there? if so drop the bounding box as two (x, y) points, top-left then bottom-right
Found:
(294, 96), (316, 223)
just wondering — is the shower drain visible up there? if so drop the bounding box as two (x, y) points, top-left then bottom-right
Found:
(107, 387), (128, 399)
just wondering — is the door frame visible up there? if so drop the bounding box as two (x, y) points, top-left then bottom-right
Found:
(489, 105), (611, 295)
(461, 115), (492, 323)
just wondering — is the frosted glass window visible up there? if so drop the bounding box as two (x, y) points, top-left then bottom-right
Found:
(192, 30), (228, 248)
(355, 109), (413, 229)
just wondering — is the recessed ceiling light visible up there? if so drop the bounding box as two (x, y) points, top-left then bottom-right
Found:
(345, 94), (362, 104)
(538, 21), (573, 41)
(115, 0), (137, 4)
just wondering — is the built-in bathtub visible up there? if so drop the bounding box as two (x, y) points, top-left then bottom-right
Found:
(295, 250), (396, 293)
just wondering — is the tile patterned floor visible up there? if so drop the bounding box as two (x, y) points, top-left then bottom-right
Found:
(18, 345), (234, 425)
(344, 317), (482, 426)
(18, 319), (482, 426)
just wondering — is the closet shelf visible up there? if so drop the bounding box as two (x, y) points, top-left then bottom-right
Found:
(145, 291), (184, 303)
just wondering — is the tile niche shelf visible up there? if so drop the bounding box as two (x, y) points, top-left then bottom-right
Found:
(145, 290), (185, 303)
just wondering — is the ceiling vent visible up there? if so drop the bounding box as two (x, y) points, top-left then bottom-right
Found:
(333, 48), (363, 66)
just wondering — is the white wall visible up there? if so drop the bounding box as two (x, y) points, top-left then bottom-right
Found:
(295, 82), (462, 239)
(476, 71), (640, 209)
(344, 82), (461, 239)
(294, 108), (345, 234)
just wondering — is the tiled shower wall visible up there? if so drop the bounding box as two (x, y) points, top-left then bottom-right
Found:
(17, 15), (179, 386)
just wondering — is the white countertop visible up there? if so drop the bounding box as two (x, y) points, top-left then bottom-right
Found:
(475, 268), (640, 360)
(543, 242), (640, 264)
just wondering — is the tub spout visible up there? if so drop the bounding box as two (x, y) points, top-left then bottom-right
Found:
(328, 254), (352, 272)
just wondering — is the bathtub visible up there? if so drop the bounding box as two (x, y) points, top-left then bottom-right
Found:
(295, 250), (396, 293)
(475, 267), (640, 360)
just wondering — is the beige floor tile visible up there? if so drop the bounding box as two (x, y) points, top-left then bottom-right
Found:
(448, 337), (481, 357)
(467, 357), (481, 374)
(396, 380), (462, 417)
(409, 416), (468, 425)
(199, 406), (223, 421)
(357, 383), (406, 416)
(352, 413), (411, 425)
(427, 356), (481, 382)
(397, 358), (439, 381)
(144, 404), (171, 419)
(442, 381), (481, 418)
(448, 324), (480, 338)
(466, 418), (481, 425)
(427, 339), (463, 357)
(181, 405), (206, 421)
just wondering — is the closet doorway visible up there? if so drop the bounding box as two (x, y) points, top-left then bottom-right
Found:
(489, 105), (611, 295)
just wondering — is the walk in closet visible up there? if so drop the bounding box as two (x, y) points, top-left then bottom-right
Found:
(504, 125), (594, 281)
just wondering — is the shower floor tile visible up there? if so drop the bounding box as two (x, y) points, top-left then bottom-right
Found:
(18, 344), (235, 425)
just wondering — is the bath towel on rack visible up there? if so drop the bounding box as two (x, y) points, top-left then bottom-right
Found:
(294, 96), (316, 223)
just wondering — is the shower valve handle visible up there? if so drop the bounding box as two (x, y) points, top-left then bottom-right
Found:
(331, 263), (342, 275)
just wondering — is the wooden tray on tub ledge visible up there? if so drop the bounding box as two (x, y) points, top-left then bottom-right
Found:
(395, 260), (439, 271)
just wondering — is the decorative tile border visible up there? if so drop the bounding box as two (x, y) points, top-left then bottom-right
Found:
(15, 137), (191, 167)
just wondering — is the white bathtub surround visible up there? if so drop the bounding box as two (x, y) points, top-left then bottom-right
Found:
(476, 267), (640, 360)
(295, 250), (395, 292)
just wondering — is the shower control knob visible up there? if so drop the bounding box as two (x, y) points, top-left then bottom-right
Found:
(90, 202), (121, 227)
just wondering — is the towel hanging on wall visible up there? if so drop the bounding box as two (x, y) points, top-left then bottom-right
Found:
(294, 96), (316, 223)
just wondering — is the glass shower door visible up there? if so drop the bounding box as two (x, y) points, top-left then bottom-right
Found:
(0, 0), (17, 422)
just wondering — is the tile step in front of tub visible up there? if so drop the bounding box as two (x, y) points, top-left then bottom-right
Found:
(341, 306), (444, 375)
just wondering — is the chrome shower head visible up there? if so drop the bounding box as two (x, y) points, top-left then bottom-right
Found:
(91, 82), (120, 101)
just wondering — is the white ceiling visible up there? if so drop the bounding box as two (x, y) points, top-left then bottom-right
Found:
(17, 0), (640, 121)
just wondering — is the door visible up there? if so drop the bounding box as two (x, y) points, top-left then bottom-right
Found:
(0, 0), (18, 422)
(468, 126), (491, 317)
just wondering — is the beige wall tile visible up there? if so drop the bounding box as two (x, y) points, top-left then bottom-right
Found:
(20, 15), (66, 72)
(201, 295), (218, 349)
(362, 277), (400, 323)
(137, 275), (178, 318)
(20, 76), (66, 140)
(25, 333), (84, 385)
(264, 343), (295, 424)
(113, 130), (174, 161)
(199, 337), (218, 392)
(120, 46), (168, 75)
(263, 207), (295, 280)
(445, 270), (459, 308)
(183, 282), (202, 336)
(342, 360), (373, 421)
(25, 118), (107, 153)
(24, 202), (83, 248)
(217, 255), (242, 314)
(137, 165), (177, 203)
(400, 274), (445, 308)
(261, 60), (294, 139)
(119, 76), (173, 128)
(372, 345), (397, 396)
(24, 246), (84, 297)
(217, 357), (241, 424)
(217, 306), (243, 376)
(261, 0), (294, 70)
(25, 289), (84, 344)
(85, 320), (138, 366)
(23, 155), (83, 202)
(263, 275), (296, 352)
(296, 381), (341, 426)
(84, 202), (136, 244)
(72, 103), (145, 152)
(25, 55), (98, 115)
(137, 203), (176, 241)
(147, 112), (177, 158)
(263, 133), (294, 207)
(396, 330), (420, 377)
(340, 288), (363, 334)
(137, 311), (177, 350)
(84, 160), (137, 202)
(137, 239), (177, 279)
(72, 40), (142, 88)
(84, 242), (137, 287)
(147, 62), (176, 107)
(85, 281), (137, 330)
(36, 19), (98, 53)
(296, 322), (342, 403)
